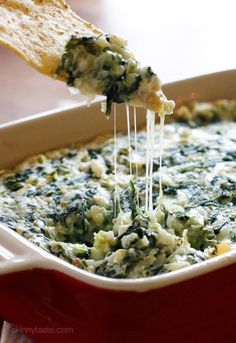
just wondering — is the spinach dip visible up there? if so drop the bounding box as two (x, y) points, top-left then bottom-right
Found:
(0, 100), (236, 278)
(56, 34), (174, 116)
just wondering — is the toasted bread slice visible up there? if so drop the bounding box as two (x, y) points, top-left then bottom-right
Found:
(0, 0), (174, 114)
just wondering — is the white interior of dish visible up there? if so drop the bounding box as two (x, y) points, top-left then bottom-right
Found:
(0, 70), (236, 292)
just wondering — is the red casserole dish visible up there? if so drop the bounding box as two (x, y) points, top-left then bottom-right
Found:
(0, 70), (236, 343)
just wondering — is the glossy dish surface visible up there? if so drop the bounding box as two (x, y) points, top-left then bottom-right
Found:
(0, 70), (236, 343)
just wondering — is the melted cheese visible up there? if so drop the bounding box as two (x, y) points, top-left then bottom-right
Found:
(0, 100), (236, 279)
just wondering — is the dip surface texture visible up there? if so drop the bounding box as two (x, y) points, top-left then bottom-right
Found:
(0, 100), (236, 278)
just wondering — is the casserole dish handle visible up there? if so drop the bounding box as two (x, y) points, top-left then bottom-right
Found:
(0, 224), (45, 274)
